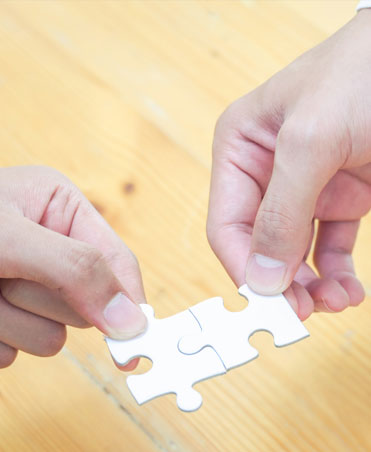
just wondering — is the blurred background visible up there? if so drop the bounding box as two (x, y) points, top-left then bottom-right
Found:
(0, 1), (370, 451)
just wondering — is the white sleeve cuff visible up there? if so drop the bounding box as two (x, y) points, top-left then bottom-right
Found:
(357, 1), (371, 11)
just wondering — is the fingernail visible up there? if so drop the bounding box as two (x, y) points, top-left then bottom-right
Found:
(103, 293), (147, 339)
(246, 253), (287, 294)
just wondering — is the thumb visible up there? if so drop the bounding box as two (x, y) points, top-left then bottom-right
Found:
(0, 212), (147, 340)
(245, 123), (338, 295)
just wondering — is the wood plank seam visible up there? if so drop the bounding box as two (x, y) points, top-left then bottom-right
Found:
(62, 347), (169, 452)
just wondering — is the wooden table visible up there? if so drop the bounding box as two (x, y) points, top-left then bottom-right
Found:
(0, 2), (370, 451)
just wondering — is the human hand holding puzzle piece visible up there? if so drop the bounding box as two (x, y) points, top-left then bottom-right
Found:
(105, 284), (309, 412)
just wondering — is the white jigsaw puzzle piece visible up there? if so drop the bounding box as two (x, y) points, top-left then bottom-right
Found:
(105, 304), (226, 412)
(178, 284), (309, 370)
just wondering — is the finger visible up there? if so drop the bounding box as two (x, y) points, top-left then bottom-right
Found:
(0, 212), (147, 340)
(306, 278), (350, 313)
(292, 260), (349, 313)
(284, 281), (314, 321)
(65, 194), (147, 304)
(0, 342), (18, 369)
(207, 155), (257, 286)
(0, 294), (66, 356)
(313, 220), (365, 308)
(207, 98), (276, 286)
(0, 279), (90, 328)
(46, 188), (148, 371)
(38, 178), (146, 304)
(1, 166), (147, 307)
(246, 120), (341, 295)
(315, 170), (371, 221)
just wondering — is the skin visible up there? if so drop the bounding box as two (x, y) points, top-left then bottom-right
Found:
(3, 10), (371, 372)
(0, 166), (146, 369)
(207, 9), (371, 320)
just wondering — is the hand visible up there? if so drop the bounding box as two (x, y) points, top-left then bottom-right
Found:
(0, 166), (147, 368)
(207, 9), (371, 320)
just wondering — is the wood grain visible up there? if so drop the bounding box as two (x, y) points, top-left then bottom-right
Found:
(0, 1), (370, 451)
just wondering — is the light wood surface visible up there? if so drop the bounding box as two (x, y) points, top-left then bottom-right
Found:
(0, 1), (370, 451)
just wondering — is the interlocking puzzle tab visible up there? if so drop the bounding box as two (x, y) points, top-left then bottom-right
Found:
(105, 285), (309, 412)
(105, 304), (226, 412)
(179, 284), (309, 370)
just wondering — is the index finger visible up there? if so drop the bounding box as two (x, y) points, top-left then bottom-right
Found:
(0, 211), (146, 340)
(62, 191), (146, 305)
(207, 100), (275, 286)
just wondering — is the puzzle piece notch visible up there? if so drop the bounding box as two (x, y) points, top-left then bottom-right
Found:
(238, 284), (309, 347)
(178, 284), (309, 370)
(105, 304), (226, 412)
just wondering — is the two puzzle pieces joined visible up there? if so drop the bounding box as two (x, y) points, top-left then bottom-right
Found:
(105, 284), (309, 412)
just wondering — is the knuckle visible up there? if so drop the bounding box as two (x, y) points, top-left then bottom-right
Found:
(105, 248), (141, 278)
(279, 114), (342, 159)
(214, 103), (235, 133)
(130, 252), (140, 269)
(279, 118), (321, 151)
(206, 221), (215, 247)
(257, 207), (297, 244)
(128, 255), (141, 277)
(207, 221), (253, 253)
(40, 325), (67, 357)
(206, 221), (223, 253)
(279, 116), (344, 176)
(213, 100), (244, 150)
(44, 184), (82, 222)
(0, 346), (17, 369)
(277, 124), (302, 153)
(67, 245), (106, 281)
(213, 94), (259, 160)
(206, 231), (218, 258)
(124, 250), (140, 271)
